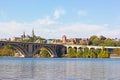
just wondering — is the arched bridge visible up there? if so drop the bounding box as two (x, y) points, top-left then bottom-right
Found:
(64, 44), (120, 54)
(0, 41), (65, 58)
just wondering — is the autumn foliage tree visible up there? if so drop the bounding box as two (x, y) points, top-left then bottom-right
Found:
(0, 45), (15, 56)
(114, 48), (120, 55)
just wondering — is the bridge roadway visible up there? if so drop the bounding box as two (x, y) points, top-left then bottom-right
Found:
(0, 41), (120, 57)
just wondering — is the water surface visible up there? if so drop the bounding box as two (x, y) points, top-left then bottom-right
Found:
(0, 58), (120, 80)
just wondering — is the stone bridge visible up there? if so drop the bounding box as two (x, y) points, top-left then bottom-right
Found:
(0, 41), (65, 58)
(64, 44), (120, 54)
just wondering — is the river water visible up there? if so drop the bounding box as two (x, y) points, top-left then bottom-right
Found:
(0, 58), (120, 80)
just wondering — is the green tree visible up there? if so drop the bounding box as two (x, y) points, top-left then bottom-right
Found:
(40, 48), (51, 58)
(88, 50), (96, 58)
(89, 35), (98, 41)
(82, 48), (96, 58)
(98, 48), (109, 58)
(103, 38), (115, 46)
(89, 49), (98, 58)
(92, 37), (100, 46)
(67, 48), (76, 58)
(82, 47), (89, 58)
(94, 49), (101, 58)
(76, 50), (83, 58)
(89, 35), (100, 46)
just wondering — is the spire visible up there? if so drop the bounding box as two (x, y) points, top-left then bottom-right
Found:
(23, 32), (25, 38)
(32, 29), (35, 37)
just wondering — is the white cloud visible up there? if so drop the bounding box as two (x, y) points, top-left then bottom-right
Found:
(0, 17), (61, 39)
(97, 29), (120, 38)
(50, 23), (108, 38)
(0, 17), (120, 39)
(78, 10), (87, 17)
(54, 8), (65, 19)
(34, 17), (59, 26)
(0, 21), (31, 38)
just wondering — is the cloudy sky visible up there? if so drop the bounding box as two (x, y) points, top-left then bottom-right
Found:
(0, 0), (120, 39)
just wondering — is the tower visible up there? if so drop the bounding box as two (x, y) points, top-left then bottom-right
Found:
(32, 29), (35, 37)
(62, 35), (67, 43)
(21, 32), (26, 41)
(23, 32), (25, 38)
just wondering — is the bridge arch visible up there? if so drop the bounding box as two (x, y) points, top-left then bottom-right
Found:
(68, 46), (72, 49)
(78, 47), (83, 51)
(0, 44), (26, 57)
(90, 47), (95, 50)
(33, 46), (57, 58)
(74, 47), (77, 52)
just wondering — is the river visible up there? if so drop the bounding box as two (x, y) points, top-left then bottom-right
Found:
(0, 58), (120, 80)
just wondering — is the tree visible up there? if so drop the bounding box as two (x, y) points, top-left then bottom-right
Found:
(94, 49), (101, 58)
(40, 48), (51, 58)
(89, 49), (98, 58)
(92, 37), (100, 46)
(98, 48), (109, 58)
(89, 35), (98, 41)
(88, 50), (96, 58)
(89, 35), (100, 46)
(114, 48), (120, 55)
(82, 47), (89, 58)
(103, 38), (114, 46)
(76, 50), (83, 58)
(67, 48), (76, 58)
(82, 48), (96, 58)
(0, 45), (15, 56)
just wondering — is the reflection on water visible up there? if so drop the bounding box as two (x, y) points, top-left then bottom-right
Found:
(0, 58), (120, 80)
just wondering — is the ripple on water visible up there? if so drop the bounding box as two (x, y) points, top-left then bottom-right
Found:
(0, 58), (120, 80)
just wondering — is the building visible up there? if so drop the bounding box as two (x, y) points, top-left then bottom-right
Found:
(10, 29), (36, 42)
(62, 35), (67, 43)
(53, 35), (90, 45)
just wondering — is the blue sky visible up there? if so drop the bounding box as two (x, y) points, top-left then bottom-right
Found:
(0, 0), (120, 39)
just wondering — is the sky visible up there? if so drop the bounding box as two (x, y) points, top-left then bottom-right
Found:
(0, 0), (120, 39)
